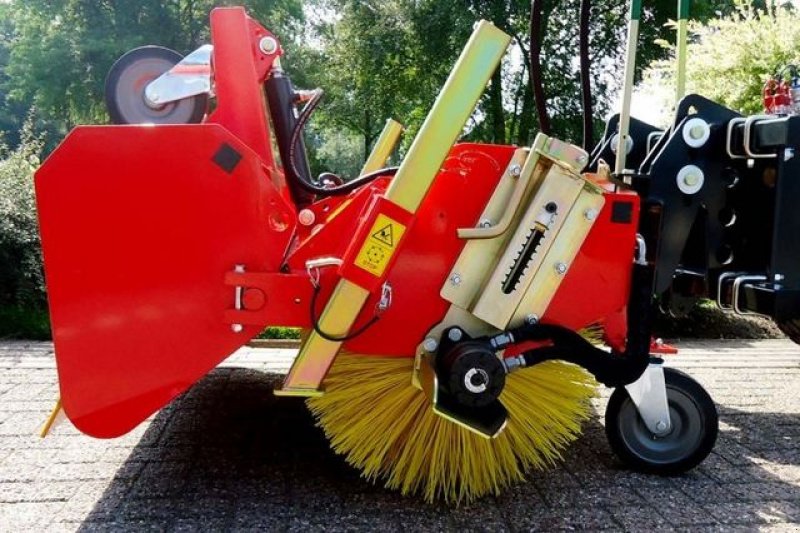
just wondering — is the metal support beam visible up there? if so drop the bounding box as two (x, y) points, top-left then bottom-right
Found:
(277, 21), (512, 396)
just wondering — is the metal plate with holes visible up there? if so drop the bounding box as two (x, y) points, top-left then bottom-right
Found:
(470, 165), (586, 329)
(440, 145), (540, 309)
(510, 185), (605, 326)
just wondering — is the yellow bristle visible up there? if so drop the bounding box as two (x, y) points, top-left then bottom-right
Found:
(307, 354), (596, 504)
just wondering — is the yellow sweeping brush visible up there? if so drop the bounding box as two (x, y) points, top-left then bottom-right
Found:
(307, 354), (596, 504)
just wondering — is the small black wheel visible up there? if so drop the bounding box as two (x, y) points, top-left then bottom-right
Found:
(605, 367), (718, 475)
(105, 46), (207, 125)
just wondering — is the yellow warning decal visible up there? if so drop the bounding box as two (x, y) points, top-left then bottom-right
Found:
(354, 213), (407, 276)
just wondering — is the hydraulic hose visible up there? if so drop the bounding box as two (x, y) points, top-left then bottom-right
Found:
(288, 89), (399, 196)
(487, 262), (654, 387)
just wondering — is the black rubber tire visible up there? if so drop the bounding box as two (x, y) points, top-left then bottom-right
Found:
(105, 46), (207, 125)
(777, 318), (800, 345)
(605, 367), (718, 475)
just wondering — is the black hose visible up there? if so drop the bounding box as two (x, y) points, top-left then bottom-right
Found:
(287, 89), (399, 196)
(495, 262), (654, 387)
(578, 0), (594, 150)
(530, 0), (551, 135)
(309, 283), (380, 342)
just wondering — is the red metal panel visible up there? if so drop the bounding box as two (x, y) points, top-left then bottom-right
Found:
(35, 124), (294, 437)
(543, 190), (640, 348)
(342, 144), (516, 356)
(206, 7), (284, 191)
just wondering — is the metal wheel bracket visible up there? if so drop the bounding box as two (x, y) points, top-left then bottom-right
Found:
(145, 45), (213, 107)
(624, 362), (672, 436)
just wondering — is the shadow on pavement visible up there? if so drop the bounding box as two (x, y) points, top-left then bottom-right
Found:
(78, 368), (800, 531)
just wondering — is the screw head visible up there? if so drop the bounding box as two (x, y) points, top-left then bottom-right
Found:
(479, 219), (492, 228)
(423, 338), (438, 353)
(231, 324), (244, 333)
(298, 209), (316, 226)
(584, 208), (598, 221)
(259, 36), (278, 54)
(555, 262), (568, 275)
(450, 273), (462, 286)
(525, 314), (539, 325)
(448, 328), (463, 342)
(655, 420), (668, 432)
(509, 164), (522, 177)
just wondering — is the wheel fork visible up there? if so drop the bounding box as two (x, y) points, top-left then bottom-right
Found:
(624, 360), (672, 436)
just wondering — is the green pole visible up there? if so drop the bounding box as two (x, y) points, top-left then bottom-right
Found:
(615, 0), (642, 174)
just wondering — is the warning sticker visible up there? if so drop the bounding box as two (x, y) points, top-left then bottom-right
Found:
(354, 213), (407, 276)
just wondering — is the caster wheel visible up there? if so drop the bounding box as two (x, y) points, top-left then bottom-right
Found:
(605, 367), (718, 475)
(105, 46), (207, 125)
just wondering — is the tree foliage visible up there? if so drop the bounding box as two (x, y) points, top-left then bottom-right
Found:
(640, 0), (799, 125)
(0, 114), (45, 308)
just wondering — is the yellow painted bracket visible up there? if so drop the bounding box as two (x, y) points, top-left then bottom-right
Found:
(360, 119), (404, 175)
(277, 21), (512, 396)
(39, 398), (64, 438)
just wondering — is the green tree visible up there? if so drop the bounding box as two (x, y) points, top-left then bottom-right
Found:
(0, 114), (45, 309)
(2, 0), (305, 134)
(640, 0), (800, 125)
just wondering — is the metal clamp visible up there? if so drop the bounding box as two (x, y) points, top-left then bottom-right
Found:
(625, 362), (672, 436)
(646, 131), (664, 154)
(743, 115), (777, 159)
(232, 264), (246, 333)
(305, 257), (344, 288)
(377, 282), (393, 313)
(145, 45), (213, 107)
(732, 274), (767, 316)
(634, 234), (647, 265)
(717, 271), (745, 310)
(726, 118), (747, 160)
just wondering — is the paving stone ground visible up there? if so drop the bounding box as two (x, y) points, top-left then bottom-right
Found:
(0, 339), (799, 532)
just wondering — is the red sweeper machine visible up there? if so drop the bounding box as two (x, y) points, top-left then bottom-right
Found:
(32, 2), (800, 503)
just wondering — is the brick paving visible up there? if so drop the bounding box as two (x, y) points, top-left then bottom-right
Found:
(0, 339), (798, 532)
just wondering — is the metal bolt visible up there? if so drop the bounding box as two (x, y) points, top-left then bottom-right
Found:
(584, 208), (598, 221)
(676, 165), (704, 195)
(479, 219), (493, 228)
(450, 273), (462, 286)
(298, 209), (316, 226)
(689, 125), (705, 140)
(259, 36), (278, 54)
(509, 164), (522, 177)
(555, 262), (568, 275)
(683, 172), (701, 187)
(448, 328), (463, 342)
(423, 337), (439, 353)
(775, 274), (785, 282)
(231, 324), (244, 333)
(655, 420), (668, 432)
(525, 314), (539, 325)
(577, 154), (588, 165)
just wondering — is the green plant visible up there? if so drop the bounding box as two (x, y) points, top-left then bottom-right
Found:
(257, 327), (301, 340)
(0, 112), (45, 309)
(0, 306), (50, 340)
(639, 0), (800, 126)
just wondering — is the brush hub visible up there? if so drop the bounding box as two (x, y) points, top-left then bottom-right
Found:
(439, 341), (506, 408)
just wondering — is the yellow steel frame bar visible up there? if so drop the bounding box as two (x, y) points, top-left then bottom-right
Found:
(360, 119), (404, 175)
(277, 21), (511, 396)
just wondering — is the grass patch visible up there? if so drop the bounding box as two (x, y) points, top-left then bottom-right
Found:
(0, 306), (52, 340)
(257, 327), (301, 340)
